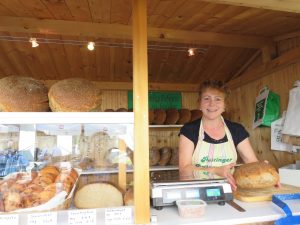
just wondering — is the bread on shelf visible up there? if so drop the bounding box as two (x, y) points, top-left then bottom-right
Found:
(0, 75), (49, 112)
(74, 183), (123, 209)
(48, 78), (101, 112)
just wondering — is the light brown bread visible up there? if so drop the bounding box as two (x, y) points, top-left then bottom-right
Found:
(165, 109), (179, 125)
(0, 76), (49, 112)
(74, 183), (123, 208)
(153, 109), (166, 125)
(233, 161), (279, 189)
(48, 78), (101, 112)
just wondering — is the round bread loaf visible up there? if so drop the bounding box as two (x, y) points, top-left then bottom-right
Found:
(74, 183), (123, 209)
(48, 78), (101, 112)
(116, 107), (127, 112)
(0, 76), (49, 112)
(158, 147), (172, 166)
(149, 110), (154, 124)
(190, 109), (202, 122)
(165, 109), (179, 125)
(153, 109), (166, 125)
(149, 147), (160, 166)
(233, 161), (279, 189)
(177, 109), (191, 124)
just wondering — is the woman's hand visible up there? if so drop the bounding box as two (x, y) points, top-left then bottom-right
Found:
(209, 163), (237, 191)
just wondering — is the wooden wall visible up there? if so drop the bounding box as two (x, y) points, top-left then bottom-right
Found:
(227, 37), (300, 169)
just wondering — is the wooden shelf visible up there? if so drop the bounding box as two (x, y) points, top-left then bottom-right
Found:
(80, 165), (178, 175)
(149, 125), (182, 128)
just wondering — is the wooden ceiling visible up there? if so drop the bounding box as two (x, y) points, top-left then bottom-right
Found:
(0, 0), (300, 90)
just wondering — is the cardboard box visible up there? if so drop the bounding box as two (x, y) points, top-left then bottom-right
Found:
(279, 163), (300, 187)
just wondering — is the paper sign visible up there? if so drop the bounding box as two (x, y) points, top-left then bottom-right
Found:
(28, 212), (57, 225)
(0, 214), (19, 225)
(68, 209), (96, 225)
(105, 207), (133, 225)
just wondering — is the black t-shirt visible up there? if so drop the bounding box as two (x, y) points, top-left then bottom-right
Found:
(179, 118), (249, 149)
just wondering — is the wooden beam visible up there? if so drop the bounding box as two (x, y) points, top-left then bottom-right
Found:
(202, 0), (300, 14)
(0, 16), (273, 49)
(132, 0), (150, 224)
(227, 47), (300, 89)
(42, 80), (199, 92)
(274, 30), (300, 42)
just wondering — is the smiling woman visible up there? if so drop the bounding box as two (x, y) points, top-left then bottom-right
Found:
(178, 80), (258, 191)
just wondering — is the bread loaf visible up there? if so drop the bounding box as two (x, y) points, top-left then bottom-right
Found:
(74, 183), (123, 208)
(149, 147), (160, 166)
(158, 147), (172, 166)
(165, 109), (179, 125)
(0, 76), (49, 112)
(190, 109), (202, 122)
(149, 110), (154, 124)
(233, 161), (279, 189)
(48, 78), (101, 112)
(169, 147), (179, 166)
(153, 109), (166, 125)
(177, 109), (191, 124)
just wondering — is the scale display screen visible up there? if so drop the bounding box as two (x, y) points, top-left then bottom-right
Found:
(204, 187), (224, 201)
(206, 188), (221, 197)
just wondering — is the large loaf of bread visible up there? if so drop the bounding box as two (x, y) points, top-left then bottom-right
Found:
(233, 161), (279, 189)
(48, 78), (101, 112)
(74, 183), (123, 208)
(0, 76), (49, 112)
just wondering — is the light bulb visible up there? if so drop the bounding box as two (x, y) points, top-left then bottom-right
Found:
(29, 38), (39, 48)
(188, 48), (195, 56)
(87, 42), (95, 51)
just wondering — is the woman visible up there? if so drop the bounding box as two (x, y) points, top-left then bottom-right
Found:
(179, 80), (258, 191)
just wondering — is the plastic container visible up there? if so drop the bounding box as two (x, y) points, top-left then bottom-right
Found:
(176, 199), (207, 218)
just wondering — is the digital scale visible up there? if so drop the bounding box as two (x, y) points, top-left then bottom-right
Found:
(151, 177), (233, 210)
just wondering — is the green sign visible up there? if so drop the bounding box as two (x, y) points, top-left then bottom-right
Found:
(128, 91), (182, 109)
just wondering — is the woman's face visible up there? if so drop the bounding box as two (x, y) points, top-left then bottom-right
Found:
(199, 88), (226, 120)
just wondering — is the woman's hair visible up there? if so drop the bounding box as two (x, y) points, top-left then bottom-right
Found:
(199, 80), (230, 100)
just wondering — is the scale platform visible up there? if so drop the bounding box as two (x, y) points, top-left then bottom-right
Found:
(151, 173), (233, 210)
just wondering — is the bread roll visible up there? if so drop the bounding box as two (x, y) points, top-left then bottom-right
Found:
(0, 76), (49, 112)
(165, 109), (179, 125)
(153, 109), (166, 125)
(177, 109), (191, 124)
(74, 183), (123, 209)
(48, 78), (101, 112)
(149, 147), (160, 166)
(233, 161), (279, 189)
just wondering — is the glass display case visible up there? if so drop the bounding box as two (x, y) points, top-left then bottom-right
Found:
(0, 112), (134, 224)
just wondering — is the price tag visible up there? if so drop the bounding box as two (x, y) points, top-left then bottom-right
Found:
(105, 207), (133, 225)
(0, 214), (19, 225)
(68, 209), (96, 225)
(28, 212), (57, 225)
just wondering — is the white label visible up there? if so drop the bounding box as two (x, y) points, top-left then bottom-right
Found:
(0, 214), (19, 225)
(105, 207), (133, 225)
(68, 209), (96, 225)
(28, 212), (57, 225)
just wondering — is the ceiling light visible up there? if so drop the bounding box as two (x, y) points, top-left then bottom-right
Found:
(188, 48), (195, 56)
(29, 38), (39, 48)
(87, 42), (95, 51)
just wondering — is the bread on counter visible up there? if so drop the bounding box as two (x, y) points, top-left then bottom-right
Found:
(74, 183), (123, 209)
(48, 78), (101, 112)
(0, 75), (49, 112)
(233, 161), (279, 189)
